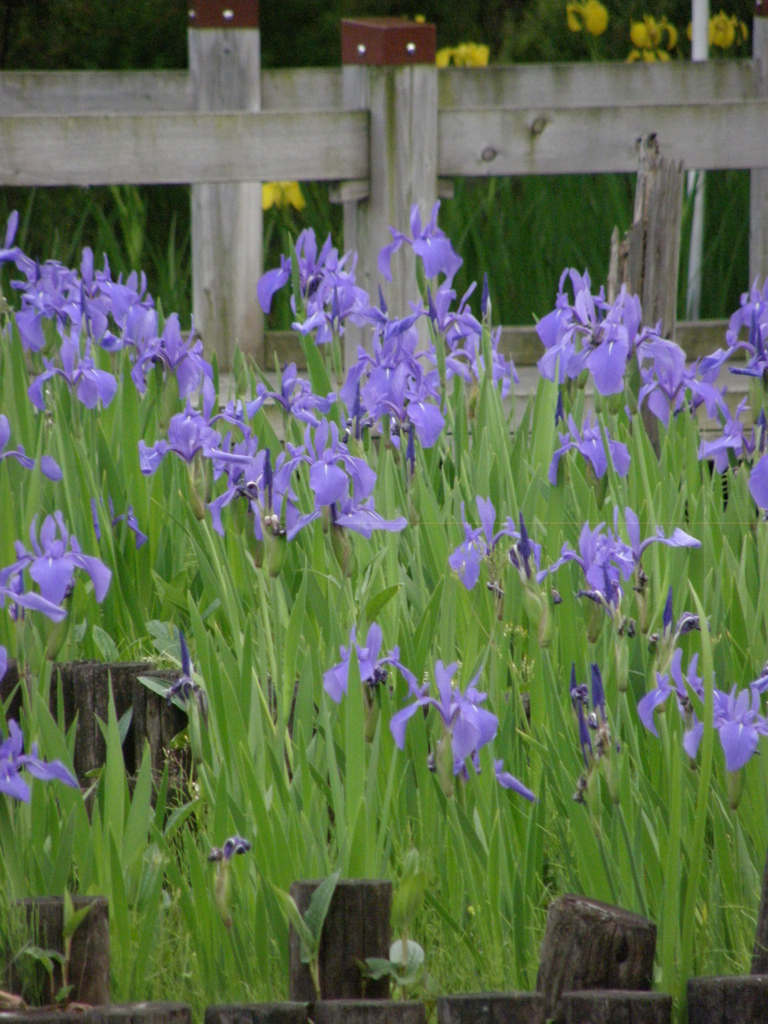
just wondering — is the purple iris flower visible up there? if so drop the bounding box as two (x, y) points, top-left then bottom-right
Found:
(637, 648), (703, 754)
(537, 520), (635, 611)
(0, 575), (68, 681)
(257, 255), (291, 314)
(390, 660), (498, 765)
(130, 312), (214, 402)
(623, 506), (700, 564)
(0, 719), (78, 803)
(549, 413), (630, 486)
(750, 453), (768, 510)
(714, 686), (768, 772)
(0, 210), (22, 267)
(28, 331), (117, 412)
(109, 497), (148, 549)
(494, 760), (537, 801)
(208, 836), (251, 862)
(448, 497), (520, 590)
(323, 623), (417, 703)
(2, 512), (111, 607)
(378, 201), (463, 283)
(139, 402), (221, 475)
(0, 415), (62, 481)
(329, 496), (407, 539)
(537, 271), (645, 394)
(248, 364), (336, 428)
(279, 420), (376, 509)
(698, 398), (754, 472)
(422, 279), (518, 397)
(637, 337), (694, 427)
(508, 512), (542, 583)
(341, 308), (445, 449)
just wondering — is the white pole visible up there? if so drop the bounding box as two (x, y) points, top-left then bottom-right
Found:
(686, 0), (709, 320)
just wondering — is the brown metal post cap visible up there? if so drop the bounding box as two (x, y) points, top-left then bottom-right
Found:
(341, 18), (436, 66)
(188, 0), (259, 28)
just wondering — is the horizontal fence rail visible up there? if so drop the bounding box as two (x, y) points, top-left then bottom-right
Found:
(0, 110), (368, 187)
(0, 60), (759, 116)
(438, 100), (768, 177)
(3, 98), (767, 186)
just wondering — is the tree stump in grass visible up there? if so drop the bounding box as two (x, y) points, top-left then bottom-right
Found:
(0, 660), (185, 785)
(5, 897), (109, 1006)
(554, 990), (671, 1024)
(288, 880), (391, 1001)
(54, 662), (182, 781)
(0, 1004), (191, 1024)
(309, 1001), (426, 1024)
(205, 1005), (308, 1024)
(536, 895), (656, 1019)
(436, 992), (545, 1024)
(687, 975), (768, 1023)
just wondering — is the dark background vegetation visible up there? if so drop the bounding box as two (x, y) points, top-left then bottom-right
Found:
(0, 0), (757, 330)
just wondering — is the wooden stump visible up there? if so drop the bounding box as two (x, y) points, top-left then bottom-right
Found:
(436, 992), (545, 1024)
(54, 662), (182, 781)
(0, 661), (185, 784)
(5, 897), (109, 1006)
(309, 1001), (426, 1024)
(205, 1005), (308, 1024)
(0, 1004), (191, 1024)
(752, 844), (768, 973)
(554, 991), (671, 1024)
(687, 975), (768, 1024)
(288, 880), (391, 1001)
(536, 895), (656, 1019)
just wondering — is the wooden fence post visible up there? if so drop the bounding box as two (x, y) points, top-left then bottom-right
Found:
(340, 18), (438, 369)
(189, 0), (262, 372)
(751, 2), (768, 287)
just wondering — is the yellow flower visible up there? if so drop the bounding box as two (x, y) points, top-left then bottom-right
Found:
(709, 11), (737, 49)
(566, 3), (582, 32)
(262, 181), (305, 212)
(628, 13), (678, 62)
(567, 0), (608, 37)
(740, 21), (749, 43)
(630, 20), (651, 49)
(436, 42), (489, 67)
(583, 0), (608, 36)
(452, 42), (490, 67)
(414, 14), (426, 23)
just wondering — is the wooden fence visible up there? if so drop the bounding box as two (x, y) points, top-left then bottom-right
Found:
(1, 3), (767, 372)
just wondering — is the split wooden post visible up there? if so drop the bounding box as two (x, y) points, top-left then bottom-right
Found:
(536, 894), (657, 1020)
(751, 1), (768, 286)
(189, 0), (262, 372)
(608, 135), (684, 453)
(288, 879), (392, 1001)
(688, 975), (768, 1023)
(6, 897), (109, 1006)
(607, 135), (684, 340)
(340, 17), (438, 368)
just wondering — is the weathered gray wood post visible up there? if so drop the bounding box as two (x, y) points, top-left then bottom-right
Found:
(751, 1), (768, 287)
(340, 18), (438, 368)
(188, 0), (262, 372)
